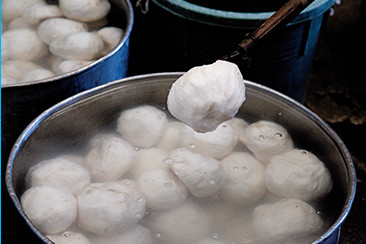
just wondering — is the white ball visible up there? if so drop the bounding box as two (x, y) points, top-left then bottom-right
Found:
(117, 105), (168, 147)
(20, 68), (55, 82)
(252, 198), (324, 242)
(1, 60), (42, 83)
(138, 168), (188, 210)
(265, 149), (333, 201)
(167, 60), (246, 133)
(127, 148), (169, 180)
(180, 121), (238, 159)
(25, 156), (90, 196)
(85, 134), (135, 182)
(1, 0), (44, 22)
(21, 186), (77, 234)
(156, 121), (187, 151)
(37, 18), (88, 45)
(59, 0), (111, 22)
(97, 26), (124, 55)
(54, 60), (93, 75)
(2, 28), (48, 61)
(226, 117), (249, 137)
(221, 152), (266, 206)
(167, 148), (225, 198)
(22, 3), (62, 26)
(1, 35), (11, 62)
(50, 32), (104, 60)
(239, 120), (294, 164)
(77, 181), (146, 236)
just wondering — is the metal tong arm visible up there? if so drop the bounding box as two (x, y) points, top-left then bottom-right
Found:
(222, 0), (315, 61)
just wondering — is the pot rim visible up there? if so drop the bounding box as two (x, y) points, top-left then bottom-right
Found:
(1, 0), (134, 89)
(152, 0), (334, 28)
(6, 72), (356, 243)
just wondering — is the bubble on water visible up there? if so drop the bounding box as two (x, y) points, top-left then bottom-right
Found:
(233, 166), (239, 170)
(213, 192), (220, 200)
(124, 180), (131, 185)
(242, 166), (248, 171)
(63, 232), (71, 237)
(164, 182), (174, 188)
(208, 179), (215, 185)
(212, 233), (219, 239)
(164, 158), (173, 165)
(301, 150), (308, 155)
(155, 232), (162, 238)
(193, 170), (202, 176)
(190, 144), (196, 149)
(278, 112), (282, 116)
(259, 135), (265, 141)
(134, 147), (140, 151)
(138, 198), (145, 203)
(274, 132), (283, 138)
(316, 211), (322, 215)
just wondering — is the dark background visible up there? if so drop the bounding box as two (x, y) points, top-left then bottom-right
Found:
(304, 0), (366, 242)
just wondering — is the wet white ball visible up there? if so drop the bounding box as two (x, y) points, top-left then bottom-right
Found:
(167, 60), (246, 133)
(265, 149), (333, 201)
(221, 152), (266, 206)
(168, 148), (225, 197)
(21, 186), (77, 234)
(77, 181), (146, 236)
(85, 133), (135, 182)
(117, 105), (168, 147)
(180, 121), (238, 159)
(239, 120), (294, 164)
(252, 198), (324, 242)
(25, 156), (90, 196)
(138, 168), (188, 210)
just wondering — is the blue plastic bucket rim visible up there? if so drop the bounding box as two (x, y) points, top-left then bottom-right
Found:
(152, 0), (335, 28)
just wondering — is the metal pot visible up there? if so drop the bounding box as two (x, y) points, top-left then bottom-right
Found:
(1, 0), (134, 166)
(6, 73), (356, 243)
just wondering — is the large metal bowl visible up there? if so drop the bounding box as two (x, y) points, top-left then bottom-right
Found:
(6, 73), (356, 243)
(1, 0), (134, 165)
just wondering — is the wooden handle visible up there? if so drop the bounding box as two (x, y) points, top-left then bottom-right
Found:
(223, 0), (315, 60)
(240, 0), (314, 52)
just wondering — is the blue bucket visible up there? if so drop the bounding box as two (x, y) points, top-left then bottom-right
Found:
(129, 0), (334, 102)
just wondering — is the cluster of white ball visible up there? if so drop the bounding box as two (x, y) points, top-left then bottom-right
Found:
(1, 0), (124, 85)
(21, 103), (333, 244)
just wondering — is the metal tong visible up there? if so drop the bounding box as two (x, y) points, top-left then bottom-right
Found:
(222, 0), (316, 62)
